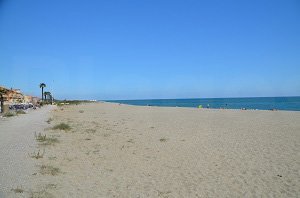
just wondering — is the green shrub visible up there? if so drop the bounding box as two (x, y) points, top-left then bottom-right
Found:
(16, 110), (26, 114)
(57, 103), (64, 106)
(3, 112), (15, 117)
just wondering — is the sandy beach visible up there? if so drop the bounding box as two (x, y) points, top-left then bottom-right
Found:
(1, 102), (300, 197)
(0, 105), (55, 197)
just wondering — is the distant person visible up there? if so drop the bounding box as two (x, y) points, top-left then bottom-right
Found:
(207, 104), (210, 108)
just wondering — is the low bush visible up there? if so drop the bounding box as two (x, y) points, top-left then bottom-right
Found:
(16, 110), (26, 114)
(3, 112), (15, 117)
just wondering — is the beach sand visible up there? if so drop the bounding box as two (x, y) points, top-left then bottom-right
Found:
(0, 105), (55, 198)
(2, 102), (300, 197)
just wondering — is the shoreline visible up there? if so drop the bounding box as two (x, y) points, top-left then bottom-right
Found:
(103, 101), (300, 112)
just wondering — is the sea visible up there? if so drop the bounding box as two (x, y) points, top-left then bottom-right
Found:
(107, 96), (300, 111)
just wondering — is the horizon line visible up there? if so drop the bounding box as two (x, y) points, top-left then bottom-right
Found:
(103, 95), (300, 101)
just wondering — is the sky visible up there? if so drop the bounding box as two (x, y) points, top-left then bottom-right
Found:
(0, 0), (300, 100)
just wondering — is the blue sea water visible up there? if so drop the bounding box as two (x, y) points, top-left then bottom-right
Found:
(107, 97), (300, 111)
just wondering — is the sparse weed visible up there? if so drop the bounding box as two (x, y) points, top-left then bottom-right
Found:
(127, 139), (134, 143)
(35, 132), (59, 145)
(35, 132), (47, 141)
(46, 118), (53, 124)
(30, 189), (54, 198)
(160, 138), (168, 142)
(52, 123), (71, 131)
(39, 165), (60, 176)
(11, 187), (24, 193)
(85, 128), (96, 133)
(79, 110), (84, 113)
(30, 149), (45, 159)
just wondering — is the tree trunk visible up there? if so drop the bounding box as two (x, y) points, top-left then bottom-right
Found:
(42, 87), (44, 101)
(0, 94), (3, 113)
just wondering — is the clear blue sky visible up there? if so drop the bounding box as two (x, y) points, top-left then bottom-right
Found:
(0, 0), (299, 100)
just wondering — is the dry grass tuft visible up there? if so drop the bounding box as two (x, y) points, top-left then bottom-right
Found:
(39, 165), (60, 176)
(35, 132), (59, 145)
(160, 138), (168, 142)
(11, 187), (24, 193)
(79, 110), (84, 113)
(46, 118), (53, 124)
(85, 128), (96, 133)
(30, 149), (45, 159)
(30, 189), (54, 198)
(35, 132), (47, 141)
(52, 123), (71, 131)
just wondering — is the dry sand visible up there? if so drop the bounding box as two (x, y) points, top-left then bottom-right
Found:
(1, 102), (300, 197)
(0, 105), (55, 197)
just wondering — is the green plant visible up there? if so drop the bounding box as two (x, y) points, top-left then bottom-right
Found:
(39, 83), (46, 101)
(16, 110), (26, 114)
(52, 123), (71, 131)
(3, 112), (15, 117)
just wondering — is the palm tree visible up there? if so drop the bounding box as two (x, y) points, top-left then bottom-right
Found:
(44, 91), (51, 103)
(49, 92), (53, 104)
(44, 92), (48, 102)
(39, 83), (46, 101)
(0, 93), (4, 113)
(0, 88), (8, 113)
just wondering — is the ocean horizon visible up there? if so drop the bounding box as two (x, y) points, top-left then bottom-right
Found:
(106, 96), (300, 111)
